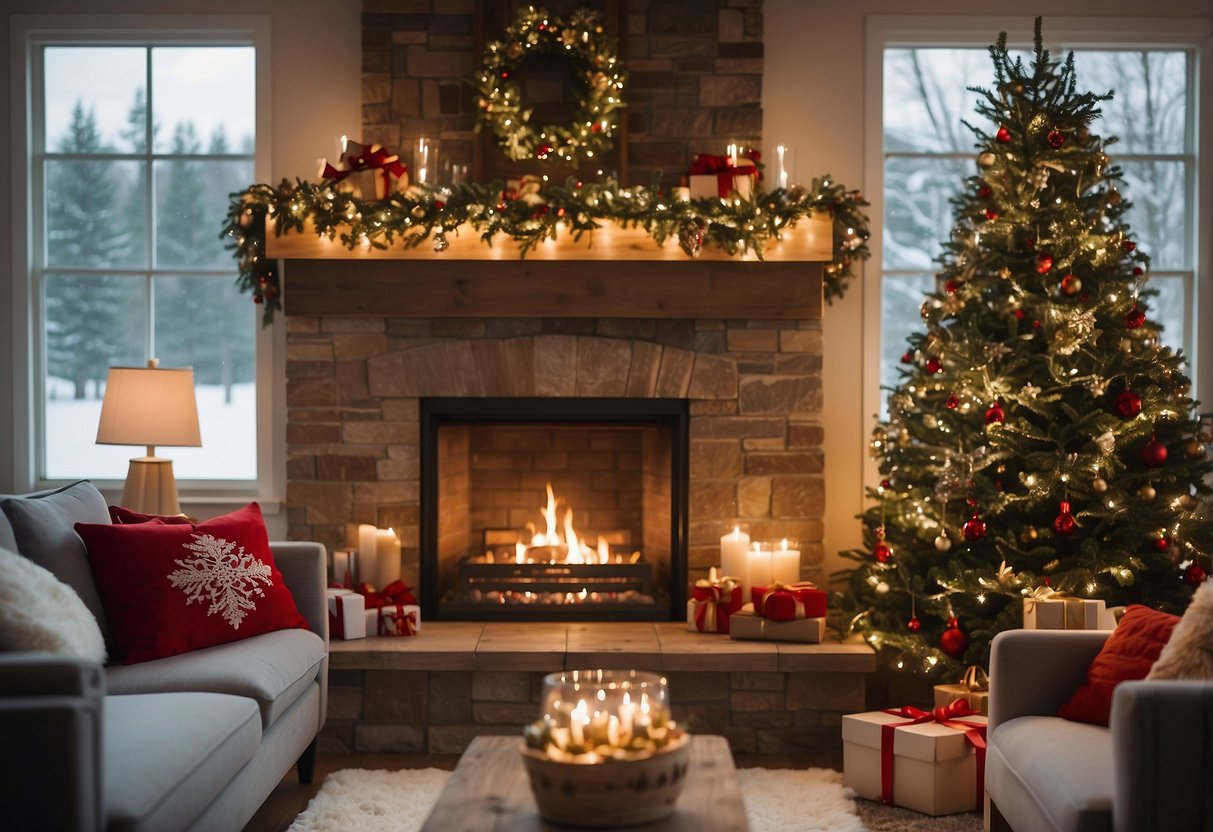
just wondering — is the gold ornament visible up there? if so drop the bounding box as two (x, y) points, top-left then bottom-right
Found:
(1185, 438), (1207, 460)
(1092, 477), (1108, 493)
(935, 533), (952, 552)
(1139, 484), (1156, 502)
(1021, 526), (1038, 543)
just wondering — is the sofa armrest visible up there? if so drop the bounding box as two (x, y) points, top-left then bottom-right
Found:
(270, 540), (329, 644)
(0, 653), (105, 831)
(1112, 679), (1213, 832)
(988, 629), (1110, 731)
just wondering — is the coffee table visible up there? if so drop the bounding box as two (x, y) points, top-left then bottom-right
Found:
(420, 734), (750, 830)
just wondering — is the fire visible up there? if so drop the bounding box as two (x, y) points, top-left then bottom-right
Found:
(514, 483), (615, 564)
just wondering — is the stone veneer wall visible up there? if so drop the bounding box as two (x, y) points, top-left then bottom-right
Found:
(284, 316), (825, 589)
(360, 0), (763, 190)
(325, 666), (864, 762)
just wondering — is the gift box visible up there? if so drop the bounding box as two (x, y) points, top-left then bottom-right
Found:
(751, 582), (827, 621)
(326, 589), (366, 640)
(687, 575), (744, 634)
(1022, 593), (1115, 630)
(933, 685), (989, 716)
(842, 703), (988, 816)
(321, 139), (408, 200)
(728, 609), (824, 643)
(688, 152), (756, 200)
(365, 603), (420, 637)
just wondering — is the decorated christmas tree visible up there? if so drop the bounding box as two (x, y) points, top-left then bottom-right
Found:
(837, 19), (1213, 678)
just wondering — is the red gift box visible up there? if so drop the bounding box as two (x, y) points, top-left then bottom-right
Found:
(357, 580), (420, 637)
(687, 576), (744, 634)
(752, 582), (827, 621)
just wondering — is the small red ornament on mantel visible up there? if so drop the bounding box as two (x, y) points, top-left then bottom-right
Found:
(940, 623), (968, 658)
(1125, 305), (1146, 329)
(1185, 563), (1208, 586)
(962, 511), (987, 541)
(1140, 435), (1168, 468)
(1115, 389), (1142, 419)
(984, 402), (1005, 425)
(995, 126), (1012, 143)
(1053, 501), (1077, 536)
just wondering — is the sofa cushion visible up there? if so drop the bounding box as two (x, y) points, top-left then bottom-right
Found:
(1147, 579), (1213, 681)
(1058, 604), (1179, 726)
(105, 628), (325, 730)
(0, 481), (111, 640)
(104, 692), (261, 832)
(987, 715), (1113, 832)
(0, 545), (106, 663)
(108, 505), (193, 525)
(77, 503), (308, 664)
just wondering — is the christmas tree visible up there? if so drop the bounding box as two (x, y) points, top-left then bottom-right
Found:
(837, 19), (1213, 678)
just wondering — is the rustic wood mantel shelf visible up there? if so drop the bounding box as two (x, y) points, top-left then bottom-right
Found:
(271, 215), (832, 320)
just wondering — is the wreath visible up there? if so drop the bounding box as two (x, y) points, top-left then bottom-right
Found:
(474, 6), (625, 166)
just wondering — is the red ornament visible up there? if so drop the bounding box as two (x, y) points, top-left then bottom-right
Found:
(995, 126), (1012, 143)
(1036, 253), (1054, 274)
(946, 392), (959, 410)
(1123, 240), (1137, 253)
(1053, 501), (1077, 536)
(1140, 435), (1168, 468)
(1155, 536), (1171, 552)
(433, 200), (445, 210)
(926, 357), (943, 374)
(901, 350), (914, 364)
(945, 616), (960, 630)
(962, 511), (987, 541)
(907, 617), (922, 632)
(978, 186), (992, 198)
(1115, 390), (1142, 419)
(940, 627), (969, 658)
(591, 121), (602, 133)
(945, 279), (959, 293)
(1185, 563), (1207, 586)
(536, 143), (553, 159)
(873, 527), (893, 563)
(1132, 267), (1143, 276)
(1047, 130), (1066, 148)
(1013, 309), (1025, 320)
(984, 402), (1005, 425)
(985, 209), (999, 221)
(1125, 305), (1146, 329)
(1060, 274), (1082, 296)
(880, 478), (892, 489)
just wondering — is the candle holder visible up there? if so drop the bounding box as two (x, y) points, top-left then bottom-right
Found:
(521, 669), (690, 827)
(755, 538), (802, 585)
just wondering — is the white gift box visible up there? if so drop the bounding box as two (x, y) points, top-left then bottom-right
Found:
(364, 603), (421, 637)
(688, 171), (755, 201)
(842, 710), (987, 816)
(1022, 596), (1115, 630)
(326, 589), (366, 640)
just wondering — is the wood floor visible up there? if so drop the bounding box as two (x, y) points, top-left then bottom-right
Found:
(241, 750), (813, 832)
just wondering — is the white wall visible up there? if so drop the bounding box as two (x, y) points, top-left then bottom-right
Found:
(763, 0), (1213, 583)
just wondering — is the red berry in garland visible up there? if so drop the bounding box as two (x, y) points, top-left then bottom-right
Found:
(995, 126), (1012, 143)
(907, 617), (922, 632)
(962, 511), (987, 541)
(1140, 435), (1168, 468)
(1053, 501), (1077, 536)
(1185, 563), (1207, 586)
(1125, 305), (1146, 329)
(984, 402), (1005, 424)
(1115, 390), (1142, 418)
(1047, 129), (1066, 148)
(940, 626), (969, 658)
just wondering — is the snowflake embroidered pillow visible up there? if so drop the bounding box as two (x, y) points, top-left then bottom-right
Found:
(76, 503), (307, 664)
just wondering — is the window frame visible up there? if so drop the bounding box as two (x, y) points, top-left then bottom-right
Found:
(11, 15), (278, 506)
(863, 14), (1213, 488)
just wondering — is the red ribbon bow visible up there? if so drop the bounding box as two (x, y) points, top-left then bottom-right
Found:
(689, 151), (760, 199)
(690, 577), (743, 633)
(322, 141), (408, 198)
(356, 579), (417, 610)
(879, 700), (987, 807)
(378, 606), (418, 637)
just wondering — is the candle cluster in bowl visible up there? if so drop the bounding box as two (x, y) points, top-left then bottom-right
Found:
(717, 523), (801, 599)
(524, 669), (683, 762)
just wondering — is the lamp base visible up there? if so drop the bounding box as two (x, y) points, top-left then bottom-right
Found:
(122, 457), (181, 515)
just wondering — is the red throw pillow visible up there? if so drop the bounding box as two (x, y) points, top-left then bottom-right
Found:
(1057, 604), (1180, 726)
(108, 505), (192, 525)
(77, 503), (307, 664)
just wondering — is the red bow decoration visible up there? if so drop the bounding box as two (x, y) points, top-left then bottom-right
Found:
(879, 700), (987, 807)
(378, 605), (417, 637)
(689, 151), (760, 199)
(322, 140), (408, 199)
(357, 579), (417, 609)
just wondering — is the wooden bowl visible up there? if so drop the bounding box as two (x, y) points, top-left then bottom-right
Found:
(520, 733), (692, 827)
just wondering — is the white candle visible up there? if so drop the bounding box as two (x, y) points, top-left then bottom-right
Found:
(416, 138), (431, 184)
(375, 527), (401, 589)
(570, 699), (589, 746)
(720, 524), (751, 597)
(727, 142), (738, 168)
(357, 523), (377, 588)
(771, 538), (801, 584)
(776, 144), (788, 189)
(748, 542), (773, 592)
(618, 695), (636, 744)
(332, 548), (357, 588)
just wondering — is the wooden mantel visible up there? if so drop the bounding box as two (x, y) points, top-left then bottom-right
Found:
(271, 215), (831, 320)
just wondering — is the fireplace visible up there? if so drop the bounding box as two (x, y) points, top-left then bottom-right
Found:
(420, 398), (689, 621)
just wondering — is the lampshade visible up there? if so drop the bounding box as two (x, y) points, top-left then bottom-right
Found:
(96, 364), (202, 449)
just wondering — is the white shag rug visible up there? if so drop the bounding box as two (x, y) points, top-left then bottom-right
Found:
(288, 766), (868, 832)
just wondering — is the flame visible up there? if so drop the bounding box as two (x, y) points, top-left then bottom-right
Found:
(597, 538), (611, 564)
(506, 483), (628, 571)
(563, 508), (585, 562)
(515, 541), (527, 564)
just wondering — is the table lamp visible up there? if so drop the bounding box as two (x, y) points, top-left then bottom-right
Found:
(95, 358), (202, 515)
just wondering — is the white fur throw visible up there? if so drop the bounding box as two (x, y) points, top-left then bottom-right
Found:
(1147, 579), (1213, 681)
(0, 545), (106, 663)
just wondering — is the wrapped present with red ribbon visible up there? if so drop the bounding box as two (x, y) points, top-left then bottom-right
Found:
(326, 587), (367, 640)
(357, 580), (421, 637)
(752, 581), (827, 621)
(688, 151), (758, 200)
(842, 700), (988, 816)
(686, 574), (744, 634)
(933, 665), (990, 715)
(320, 139), (408, 200)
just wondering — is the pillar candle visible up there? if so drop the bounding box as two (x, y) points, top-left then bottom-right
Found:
(747, 542), (773, 592)
(720, 524), (751, 597)
(332, 548), (358, 588)
(771, 538), (801, 584)
(375, 527), (402, 589)
(357, 523), (378, 588)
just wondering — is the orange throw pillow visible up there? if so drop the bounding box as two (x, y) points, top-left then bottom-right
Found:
(77, 503), (306, 664)
(1057, 604), (1180, 726)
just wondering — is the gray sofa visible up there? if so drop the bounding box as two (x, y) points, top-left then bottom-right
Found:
(985, 628), (1213, 832)
(0, 482), (329, 832)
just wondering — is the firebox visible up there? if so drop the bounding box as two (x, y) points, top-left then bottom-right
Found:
(420, 398), (688, 621)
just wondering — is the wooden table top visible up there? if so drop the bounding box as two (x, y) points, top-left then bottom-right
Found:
(419, 734), (750, 831)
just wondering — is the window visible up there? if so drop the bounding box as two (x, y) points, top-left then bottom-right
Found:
(21, 23), (269, 492)
(877, 31), (1202, 412)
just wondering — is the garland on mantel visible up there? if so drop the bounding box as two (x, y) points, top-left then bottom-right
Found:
(222, 176), (870, 325)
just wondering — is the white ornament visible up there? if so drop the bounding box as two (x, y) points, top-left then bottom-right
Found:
(168, 534), (273, 630)
(1094, 430), (1116, 456)
(875, 581), (889, 595)
(934, 534), (952, 552)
